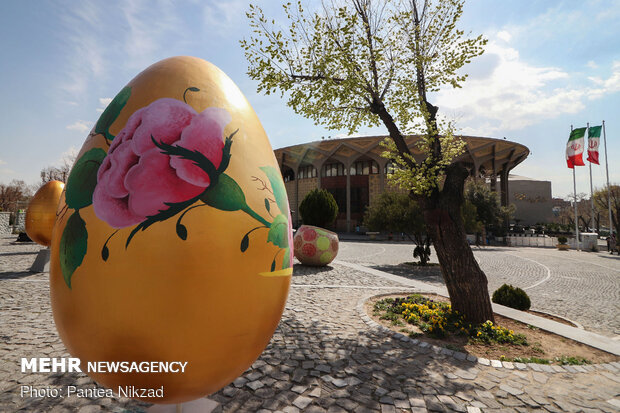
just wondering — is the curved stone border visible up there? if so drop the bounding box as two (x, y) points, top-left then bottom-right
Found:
(528, 309), (584, 330)
(357, 292), (620, 374)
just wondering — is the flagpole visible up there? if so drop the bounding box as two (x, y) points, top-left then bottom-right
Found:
(571, 125), (580, 251)
(587, 122), (595, 232)
(603, 120), (612, 235)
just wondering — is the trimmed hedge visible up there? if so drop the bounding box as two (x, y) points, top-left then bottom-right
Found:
(299, 189), (338, 228)
(492, 284), (531, 311)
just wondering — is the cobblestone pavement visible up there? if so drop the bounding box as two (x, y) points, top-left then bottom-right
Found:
(338, 242), (620, 337)
(1, 236), (619, 412)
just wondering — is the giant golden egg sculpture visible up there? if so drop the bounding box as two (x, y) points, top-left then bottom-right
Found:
(25, 180), (65, 246)
(49, 56), (293, 403)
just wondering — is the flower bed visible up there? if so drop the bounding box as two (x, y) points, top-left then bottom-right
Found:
(369, 293), (618, 365)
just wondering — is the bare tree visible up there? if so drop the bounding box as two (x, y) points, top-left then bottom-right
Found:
(40, 153), (76, 184)
(593, 185), (620, 235)
(0, 180), (33, 212)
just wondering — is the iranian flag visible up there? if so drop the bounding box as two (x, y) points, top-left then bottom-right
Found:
(566, 127), (586, 168)
(587, 125), (602, 165)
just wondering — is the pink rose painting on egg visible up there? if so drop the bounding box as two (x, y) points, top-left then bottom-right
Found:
(92, 99), (229, 229)
(58, 86), (292, 288)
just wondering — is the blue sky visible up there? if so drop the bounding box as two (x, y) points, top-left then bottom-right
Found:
(0, 0), (618, 199)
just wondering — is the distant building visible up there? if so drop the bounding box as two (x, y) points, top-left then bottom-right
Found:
(275, 135), (530, 231)
(552, 197), (571, 221)
(504, 175), (554, 225)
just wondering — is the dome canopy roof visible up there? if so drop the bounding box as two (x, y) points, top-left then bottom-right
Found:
(275, 135), (529, 177)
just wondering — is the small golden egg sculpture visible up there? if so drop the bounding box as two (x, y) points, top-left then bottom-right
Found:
(49, 56), (293, 403)
(25, 180), (65, 246)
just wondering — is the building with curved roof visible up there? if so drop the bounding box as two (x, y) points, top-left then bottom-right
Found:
(275, 135), (529, 231)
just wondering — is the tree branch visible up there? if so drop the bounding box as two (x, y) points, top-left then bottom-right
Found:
(291, 74), (344, 83)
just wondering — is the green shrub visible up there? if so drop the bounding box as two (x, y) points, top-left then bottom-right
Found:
(299, 189), (338, 227)
(512, 356), (551, 364)
(554, 356), (591, 365)
(492, 284), (531, 311)
(557, 236), (568, 244)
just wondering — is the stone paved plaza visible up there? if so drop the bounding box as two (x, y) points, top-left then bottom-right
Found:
(1, 235), (619, 412)
(338, 242), (620, 337)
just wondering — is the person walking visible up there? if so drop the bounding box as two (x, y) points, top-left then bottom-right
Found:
(611, 232), (617, 255)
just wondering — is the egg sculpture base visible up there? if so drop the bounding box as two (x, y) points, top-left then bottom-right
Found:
(30, 247), (51, 272)
(49, 56), (293, 404)
(147, 398), (219, 413)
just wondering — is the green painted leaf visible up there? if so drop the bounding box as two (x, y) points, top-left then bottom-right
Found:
(95, 86), (131, 141)
(264, 198), (271, 213)
(267, 214), (289, 249)
(259, 166), (289, 216)
(65, 148), (107, 210)
(240, 233), (249, 252)
(282, 247), (291, 269)
(176, 222), (188, 240)
(200, 173), (247, 211)
(270, 258), (276, 272)
(60, 211), (88, 288)
(101, 245), (109, 261)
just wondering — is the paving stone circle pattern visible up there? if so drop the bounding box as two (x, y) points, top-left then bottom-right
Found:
(1, 236), (619, 412)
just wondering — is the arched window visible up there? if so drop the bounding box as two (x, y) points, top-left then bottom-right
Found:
(350, 159), (379, 176)
(384, 161), (397, 174)
(322, 162), (345, 177)
(298, 165), (317, 179)
(281, 166), (295, 182)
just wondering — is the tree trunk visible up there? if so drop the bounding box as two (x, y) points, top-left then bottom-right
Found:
(373, 85), (495, 325)
(418, 164), (495, 325)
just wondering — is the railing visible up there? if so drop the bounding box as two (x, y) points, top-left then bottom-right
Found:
(506, 235), (583, 249)
(507, 235), (556, 247)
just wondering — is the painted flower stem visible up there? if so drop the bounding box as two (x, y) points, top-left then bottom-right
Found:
(243, 225), (269, 237)
(242, 205), (271, 228)
(183, 86), (200, 104)
(176, 203), (208, 227)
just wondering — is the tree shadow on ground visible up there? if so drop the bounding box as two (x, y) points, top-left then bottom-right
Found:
(0, 251), (39, 257)
(370, 263), (445, 286)
(598, 254), (620, 261)
(470, 247), (511, 252)
(291, 263), (335, 276)
(0, 271), (39, 280)
(211, 315), (481, 412)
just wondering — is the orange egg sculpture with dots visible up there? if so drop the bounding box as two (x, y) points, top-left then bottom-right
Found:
(293, 225), (339, 266)
(49, 56), (293, 404)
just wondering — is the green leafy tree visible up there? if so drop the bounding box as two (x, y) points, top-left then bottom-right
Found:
(462, 200), (482, 235)
(364, 192), (431, 264)
(465, 180), (514, 236)
(466, 182), (499, 228)
(299, 189), (338, 228)
(243, 0), (493, 322)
